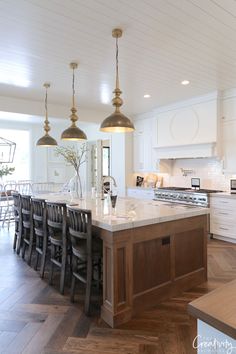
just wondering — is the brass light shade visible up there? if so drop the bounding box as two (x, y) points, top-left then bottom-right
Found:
(61, 63), (87, 141)
(36, 83), (58, 147)
(100, 28), (134, 133)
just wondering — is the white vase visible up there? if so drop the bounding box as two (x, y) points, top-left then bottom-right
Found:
(69, 172), (83, 200)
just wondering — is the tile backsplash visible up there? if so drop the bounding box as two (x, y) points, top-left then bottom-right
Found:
(133, 157), (231, 191)
(169, 158), (229, 191)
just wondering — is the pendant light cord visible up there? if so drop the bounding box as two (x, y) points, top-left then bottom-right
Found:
(116, 36), (119, 90)
(45, 86), (48, 122)
(72, 66), (75, 107)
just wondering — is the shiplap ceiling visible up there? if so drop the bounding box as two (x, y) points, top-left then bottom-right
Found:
(0, 0), (236, 118)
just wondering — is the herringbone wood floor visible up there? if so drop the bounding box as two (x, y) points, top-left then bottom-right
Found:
(0, 227), (235, 354)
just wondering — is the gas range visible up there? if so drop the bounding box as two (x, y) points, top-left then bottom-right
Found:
(154, 187), (223, 207)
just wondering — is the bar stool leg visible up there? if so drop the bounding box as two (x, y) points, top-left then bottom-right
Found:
(34, 252), (39, 271)
(60, 246), (67, 295)
(70, 274), (76, 302)
(84, 257), (92, 315)
(40, 235), (48, 278)
(27, 225), (34, 266)
(49, 244), (55, 285)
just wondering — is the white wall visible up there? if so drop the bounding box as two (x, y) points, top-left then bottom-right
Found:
(0, 117), (132, 196)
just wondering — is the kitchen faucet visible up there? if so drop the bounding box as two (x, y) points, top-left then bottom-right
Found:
(101, 176), (117, 199)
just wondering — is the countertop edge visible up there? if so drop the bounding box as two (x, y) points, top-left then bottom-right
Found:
(188, 303), (236, 340)
(95, 209), (209, 232)
(210, 192), (236, 198)
(188, 280), (236, 340)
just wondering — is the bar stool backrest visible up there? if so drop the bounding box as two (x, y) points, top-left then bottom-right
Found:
(46, 202), (67, 231)
(31, 198), (46, 223)
(21, 195), (32, 227)
(12, 192), (21, 216)
(67, 207), (92, 255)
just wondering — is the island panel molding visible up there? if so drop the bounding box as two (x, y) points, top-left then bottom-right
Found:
(174, 228), (204, 278)
(133, 237), (171, 294)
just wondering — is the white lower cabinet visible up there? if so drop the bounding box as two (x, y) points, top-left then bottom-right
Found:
(210, 196), (236, 242)
(126, 188), (154, 200)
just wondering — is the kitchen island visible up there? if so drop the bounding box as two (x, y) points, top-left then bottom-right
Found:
(37, 194), (209, 327)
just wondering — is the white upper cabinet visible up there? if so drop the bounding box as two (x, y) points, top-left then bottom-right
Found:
(133, 118), (157, 172)
(220, 91), (236, 173)
(222, 120), (236, 173)
(152, 93), (221, 159)
(133, 120), (145, 172)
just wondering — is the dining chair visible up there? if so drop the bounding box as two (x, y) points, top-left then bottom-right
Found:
(67, 207), (102, 315)
(12, 192), (21, 252)
(32, 182), (55, 195)
(4, 182), (17, 193)
(46, 201), (68, 294)
(0, 184), (13, 229)
(16, 183), (33, 196)
(30, 198), (48, 275)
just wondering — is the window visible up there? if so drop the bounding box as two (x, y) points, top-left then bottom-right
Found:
(0, 129), (30, 182)
(102, 146), (110, 176)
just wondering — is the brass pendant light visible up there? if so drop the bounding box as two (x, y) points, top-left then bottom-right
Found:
(100, 28), (135, 133)
(61, 62), (87, 140)
(36, 83), (58, 147)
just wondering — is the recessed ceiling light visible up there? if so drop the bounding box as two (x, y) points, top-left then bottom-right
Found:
(144, 94), (151, 98)
(181, 80), (190, 85)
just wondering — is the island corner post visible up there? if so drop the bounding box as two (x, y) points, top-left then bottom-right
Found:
(94, 214), (208, 328)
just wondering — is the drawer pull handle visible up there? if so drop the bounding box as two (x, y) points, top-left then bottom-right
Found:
(219, 212), (229, 215)
(219, 227), (229, 231)
(162, 237), (170, 245)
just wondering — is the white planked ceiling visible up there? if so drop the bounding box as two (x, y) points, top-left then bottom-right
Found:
(0, 0), (236, 118)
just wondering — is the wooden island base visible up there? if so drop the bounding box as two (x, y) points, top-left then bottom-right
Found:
(94, 215), (207, 328)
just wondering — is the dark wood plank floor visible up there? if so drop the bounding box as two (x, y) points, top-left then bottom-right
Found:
(0, 226), (236, 354)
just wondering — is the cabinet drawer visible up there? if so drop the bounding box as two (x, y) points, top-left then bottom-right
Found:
(210, 221), (236, 239)
(127, 189), (154, 200)
(142, 191), (154, 200)
(127, 190), (139, 198)
(210, 197), (236, 210)
(210, 209), (235, 222)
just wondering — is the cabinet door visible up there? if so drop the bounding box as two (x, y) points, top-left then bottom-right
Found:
(133, 131), (145, 172)
(133, 118), (154, 172)
(223, 120), (236, 173)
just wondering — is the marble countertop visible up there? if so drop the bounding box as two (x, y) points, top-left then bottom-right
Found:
(35, 193), (209, 232)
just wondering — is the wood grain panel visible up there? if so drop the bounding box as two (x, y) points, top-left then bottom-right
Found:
(104, 246), (112, 304)
(117, 247), (126, 304)
(175, 228), (204, 278)
(133, 237), (171, 294)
